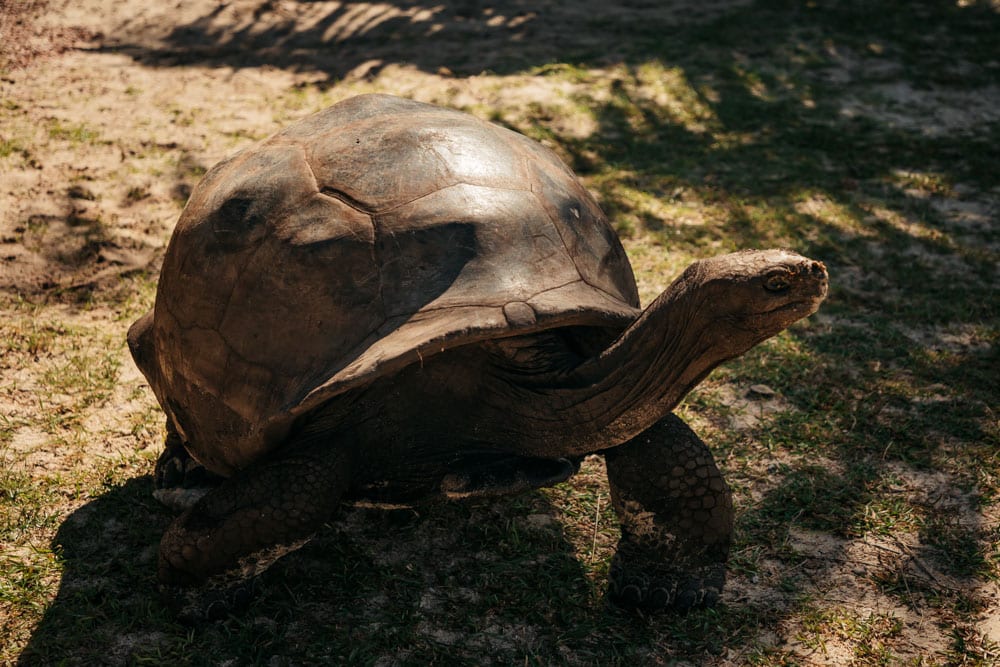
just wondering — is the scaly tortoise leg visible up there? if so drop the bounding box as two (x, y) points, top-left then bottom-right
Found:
(604, 413), (733, 612)
(157, 429), (353, 619)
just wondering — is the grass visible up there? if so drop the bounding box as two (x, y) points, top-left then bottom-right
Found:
(0, 137), (27, 159)
(46, 120), (103, 146)
(2, 0), (999, 664)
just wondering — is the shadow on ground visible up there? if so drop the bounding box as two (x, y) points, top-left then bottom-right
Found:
(20, 478), (626, 664)
(102, 0), (755, 79)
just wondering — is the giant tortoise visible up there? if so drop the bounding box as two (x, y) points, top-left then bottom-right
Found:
(129, 93), (828, 612)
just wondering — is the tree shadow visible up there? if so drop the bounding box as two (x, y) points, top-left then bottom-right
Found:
(518, 0), (1000, 650)
(16, 477), (172, 665)
(98, 0), (754, 80)
(0, 187), (153, 299)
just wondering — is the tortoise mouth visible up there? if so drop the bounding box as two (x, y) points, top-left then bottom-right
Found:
(725, 293), (824, 344)
(765, 292), (825, 315)
(754, 284), (827, 324)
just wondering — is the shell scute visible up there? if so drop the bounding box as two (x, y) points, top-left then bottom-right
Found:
(528, 159), (638, 307)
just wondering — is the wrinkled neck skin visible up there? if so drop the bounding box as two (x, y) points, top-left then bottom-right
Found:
(514, 274), (728, 456)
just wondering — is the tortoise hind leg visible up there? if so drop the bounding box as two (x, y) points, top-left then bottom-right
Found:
(158, 432), (353, 610)
(604, 414), (733, 612)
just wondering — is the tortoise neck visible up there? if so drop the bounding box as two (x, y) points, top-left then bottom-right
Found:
(528, 275), (723, 454)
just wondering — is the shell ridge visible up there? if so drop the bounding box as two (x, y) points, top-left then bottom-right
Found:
(285, 154), (389, 381)
(202, 143), (320, 332)
(401, 276), (585, 316)
(210, 221), (283, 339)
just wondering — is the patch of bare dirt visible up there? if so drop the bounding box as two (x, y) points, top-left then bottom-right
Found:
(841, 82), (1000, 136)
(715, 381), (796, 431)
(0, 0), (99, 72)
(821, 43), (1000, 136)
(900, 322), (994, 355)
(780, 528), (955, 663)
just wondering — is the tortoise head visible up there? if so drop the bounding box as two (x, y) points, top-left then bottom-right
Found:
(671, 248), (828, 357)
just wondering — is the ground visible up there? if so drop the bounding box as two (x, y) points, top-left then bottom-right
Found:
(1, 0), (998, 664)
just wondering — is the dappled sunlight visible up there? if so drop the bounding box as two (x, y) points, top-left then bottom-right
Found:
(731, 63), (774, 103)
(594, 172), (724, 235)
(619, 232), (704, 304)
(865, 202), (951, 245)
(630, 63), (721, 136)
(95, 0), (755, 79)
(318, 3), (443, 43)
(793, 192), (872, 238)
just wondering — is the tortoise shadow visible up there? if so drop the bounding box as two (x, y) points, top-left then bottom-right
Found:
(16, 477), (172, 665)
(19, 474), (640, 664)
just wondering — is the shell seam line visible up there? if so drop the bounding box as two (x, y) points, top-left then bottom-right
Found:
(211, 144), (320, 334)
(301, 157), (387, 328)
(525, 188), (640, 309)
(368, 180), (532, 217)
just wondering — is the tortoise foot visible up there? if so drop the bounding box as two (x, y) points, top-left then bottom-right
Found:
(153, 432), (223, 495)
(156, 436), (352, 619)
(606, 546), (725, 613)
(154, 439), (223, 491)
(603, 415), (733, 613)
(153, 441), (224, 511)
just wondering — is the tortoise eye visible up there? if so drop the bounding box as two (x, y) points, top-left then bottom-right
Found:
(764, 273), (791, 292)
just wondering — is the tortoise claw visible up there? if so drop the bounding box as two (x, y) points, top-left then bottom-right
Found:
(606, 549), (725, 613)
(154, 438), (223, 492)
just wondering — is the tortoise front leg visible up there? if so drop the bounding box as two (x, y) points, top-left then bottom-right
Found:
(603, 414), (733, 612)
(152, 420), (224, 511)
(158, 434), (353, 594)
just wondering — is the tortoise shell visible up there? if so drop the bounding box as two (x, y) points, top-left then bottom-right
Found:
(131, 94), (641, 474)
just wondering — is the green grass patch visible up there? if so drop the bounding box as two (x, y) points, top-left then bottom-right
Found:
(797, 606), (905, 665)
(46, 120), (102, 145)
(0, 137), (27, 158)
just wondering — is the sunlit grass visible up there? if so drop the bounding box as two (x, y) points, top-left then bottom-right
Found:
(46, 120), (102, 146)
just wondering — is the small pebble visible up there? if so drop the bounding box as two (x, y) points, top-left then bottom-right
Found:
(748, 384), (776, 398)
